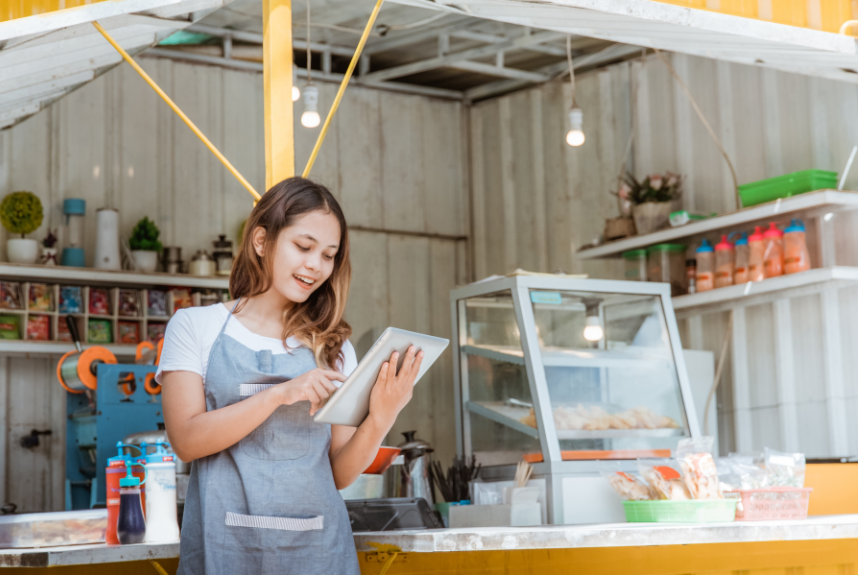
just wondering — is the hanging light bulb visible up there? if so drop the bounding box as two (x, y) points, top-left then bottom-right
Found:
(583, 315), (604, 342)
(566, 107), (585, 147)
(292, 67), (301, 101)
(301, 85), (320, 128)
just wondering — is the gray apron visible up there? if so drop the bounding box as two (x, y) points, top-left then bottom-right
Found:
(176, 302), (359, 575)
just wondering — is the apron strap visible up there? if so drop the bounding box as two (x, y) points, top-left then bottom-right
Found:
(218, 297), (241, 337)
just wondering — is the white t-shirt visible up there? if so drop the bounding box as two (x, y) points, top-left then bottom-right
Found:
(155, 303), (358, 385)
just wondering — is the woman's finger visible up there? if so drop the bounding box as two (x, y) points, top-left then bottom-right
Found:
(405, 352), (425, 386)
(316, 374), (338, 393)
(304, 386), (321, 409)
(312, 380), (332, 401)
(387, 352), (399, 382)
(376, 362), (389, 387)
(318, 369), (347, 382)
(396, 347), (417, 383)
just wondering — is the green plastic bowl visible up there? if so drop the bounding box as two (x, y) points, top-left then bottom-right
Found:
(738, 169), (838, 208)
(623, 500), (737, 523)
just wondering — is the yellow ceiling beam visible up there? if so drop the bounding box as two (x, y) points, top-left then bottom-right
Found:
(263, 0), (295, 190)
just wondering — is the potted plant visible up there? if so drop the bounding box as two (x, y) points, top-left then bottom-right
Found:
(41, 229), (58, 266)
(1, 191), (44, 264)
(617, 171), (683, 235)
(128, 217), (162, 272)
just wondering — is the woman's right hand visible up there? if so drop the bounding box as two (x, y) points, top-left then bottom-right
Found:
(275, 368), (345, 415)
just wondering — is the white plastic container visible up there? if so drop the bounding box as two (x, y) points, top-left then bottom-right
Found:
(142, 442), (180, 543)
(94, 208), (121, 270)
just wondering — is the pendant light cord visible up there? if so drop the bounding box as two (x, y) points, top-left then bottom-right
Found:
(306, 0), (312, 83)
(653, 48), (740, 209)
(566, 35), (577, 107)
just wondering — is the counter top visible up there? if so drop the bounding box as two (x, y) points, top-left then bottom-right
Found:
(4, 515), (858, 566)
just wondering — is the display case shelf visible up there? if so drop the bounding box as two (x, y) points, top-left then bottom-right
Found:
(576, 190), (858, 260)
(467, 401), (685, 440)
(463, 344), (672, 369)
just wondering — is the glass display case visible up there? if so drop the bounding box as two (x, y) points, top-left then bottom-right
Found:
(451, 275), (701, 524)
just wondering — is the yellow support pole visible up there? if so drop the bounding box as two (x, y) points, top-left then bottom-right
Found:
(263, 0), (295, 189)
(302, 0), (384, 179)
(92, 21), (262, 202)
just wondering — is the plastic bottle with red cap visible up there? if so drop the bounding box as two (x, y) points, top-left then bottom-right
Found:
(747, 226), (766, 282)
(763, 222), (784, 278)
(714, 235), (735, 288)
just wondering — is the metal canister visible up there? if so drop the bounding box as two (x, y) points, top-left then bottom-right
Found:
(395, 430), (434, 505)
(212, 235), (233, 276)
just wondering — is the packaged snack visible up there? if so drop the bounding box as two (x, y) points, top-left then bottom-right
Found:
(639, 459), (691, 500)
(117, 321), (139, 344)
(57, 318), (73, 342)
(89, 288), (110, 316)
(0, 315), (21, 339)
(169, 288), (193, 314)
(716, 454), (767, 492)
(88, 319), (112, 343)
(147, 322), (166, 343)
(676, 437), (722, 500)
(0, 282), (21, 310)
(764, 448), (805, 487)
(118, 290), (139, 317)
(147, 290), (167, 317)
(600, 462), (654, 501)
(59, 286), (83, 314)
(28, 283), (52, 311)
(26, 315), (50, 341)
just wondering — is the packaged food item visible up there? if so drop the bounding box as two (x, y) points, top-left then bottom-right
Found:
(88, 319), (113, 343)
(117, 321), (139, 344)
(676, 437), (722, 499)
(623, 250), (647, 281)
(600, 462), (654, 501)
(28, 283), (52, 311)
(639, 459), (691, 500)
(118, 290), (139, 317)
(57, 318), (73, 342)
(520, 404), (679, 431)
(733, 233), (749, 284)
(747, 226), (766, 282)
(147, 322), (167, 343)
(59, 286), (83, 314)
(695, 239), (714, 292)
(0, 315), (21, 340)
(716, 454), (767, 492)
(89, 288), (110, 316)
(764, 448), (805, 487)
(26, 315), (50, 341)
(169, 288), (192, 314)
(686, 259), (697, 294)
(783, 218), (811, 274)
(147, 290), (167, 317)
(762, 222), (784, 278)
(714, 236), (734, 288)
(647, 244), (687, 296)
(0, 282), (21, 310)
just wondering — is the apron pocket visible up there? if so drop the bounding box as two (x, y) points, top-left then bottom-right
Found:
(240, 400), (310, 460)
(239, 383), (276, 397)
(225, 511), (324, 531)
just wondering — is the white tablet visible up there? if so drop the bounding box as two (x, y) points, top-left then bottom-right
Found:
(313, 327), (449, 426)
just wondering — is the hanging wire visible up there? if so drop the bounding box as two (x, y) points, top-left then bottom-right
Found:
(306, 0), (312, 83)
(566, 35), (577, 107)
(615, 49), (647, 194)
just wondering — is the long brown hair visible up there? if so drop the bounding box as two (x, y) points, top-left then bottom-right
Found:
(230, 177), (352, 369)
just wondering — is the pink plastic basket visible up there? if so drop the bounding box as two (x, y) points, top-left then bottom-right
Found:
(724, 487), (812, 521)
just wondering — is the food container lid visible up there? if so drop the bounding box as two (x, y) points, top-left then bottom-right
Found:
(213, 234), (233, 250)
(748, 225), (765, 242)
(622, 249), (647, 259)
(763, 222), (783, 238)
(647, 244), (686, 253)
(784, 218), (806, 233)
(715, 235), (733, 251)
(192, 250), (213, 261)
(696, 239), (714, 253)
(142, 440), (176, 464)
(63, 198), (86, 215)
(734, 232), (748, 246)
(686, 259), (697, 266)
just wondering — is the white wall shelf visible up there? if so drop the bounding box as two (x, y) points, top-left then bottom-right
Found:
(0, 341), (137, 357)
(0, 263), (230, 289)
(576, 190), (858, 259)
(672, 266), (858, 318)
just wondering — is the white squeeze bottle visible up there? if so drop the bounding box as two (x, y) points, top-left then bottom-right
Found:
(142, 441), (181, 543)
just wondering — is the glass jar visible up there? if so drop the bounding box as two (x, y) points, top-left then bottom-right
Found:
(622, 249), (647, 281)
(213, 235), (234, 277)
(647, 244), (687, 296)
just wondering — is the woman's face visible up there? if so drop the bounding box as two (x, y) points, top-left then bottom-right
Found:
(255, 210), (341, 304)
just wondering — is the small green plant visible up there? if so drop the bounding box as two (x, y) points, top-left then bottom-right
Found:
(0, 191), (43, 238)
(129, 217), (163, 252)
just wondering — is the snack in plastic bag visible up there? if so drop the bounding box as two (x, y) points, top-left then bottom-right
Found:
(639, 459), (691, 500)
(717, 454), (768, 492)
(676, 437), (722, 500)
(764, 448), (805, 487)
(599, 462), (654, 501)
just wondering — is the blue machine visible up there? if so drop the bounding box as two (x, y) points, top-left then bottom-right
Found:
(65, 363), (162, 510)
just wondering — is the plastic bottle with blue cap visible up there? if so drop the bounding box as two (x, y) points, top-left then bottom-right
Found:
(695, 239), (715, 292)
(733, 233), (750, 284)
(106, 442), (146, 545)
(141, 441), (180, 543)
(117, 459), (147, 545)
(784, 218), (811, 275)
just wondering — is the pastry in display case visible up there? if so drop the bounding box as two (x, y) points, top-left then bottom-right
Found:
(450, 275), (701, 525)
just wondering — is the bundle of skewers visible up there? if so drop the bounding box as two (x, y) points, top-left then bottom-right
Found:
(513, 460), (533, 488)
(428, 455), (480, 503)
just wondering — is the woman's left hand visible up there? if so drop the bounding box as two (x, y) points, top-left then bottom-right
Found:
(367, 346), (424, 430)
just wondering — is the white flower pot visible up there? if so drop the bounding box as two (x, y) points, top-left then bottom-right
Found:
(41, 247), (58, 266)
(132, 250), (159, 273)
(7, 238), (39, 264)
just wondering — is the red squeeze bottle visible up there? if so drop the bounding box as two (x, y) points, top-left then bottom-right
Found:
(763, 222), (784, 278)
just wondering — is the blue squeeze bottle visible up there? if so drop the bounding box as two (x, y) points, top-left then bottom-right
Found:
(117, 460), (147, 545)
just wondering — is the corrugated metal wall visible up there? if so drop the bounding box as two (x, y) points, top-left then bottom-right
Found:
(0, 58), (469, 512)
(470, 52), (858, 458)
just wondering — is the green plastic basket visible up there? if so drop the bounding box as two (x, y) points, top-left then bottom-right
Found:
(738, 169), (838, 208)
(623, 500), (737, 523)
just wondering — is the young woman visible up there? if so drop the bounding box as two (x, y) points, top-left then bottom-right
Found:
(158, 177), (422, 574)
